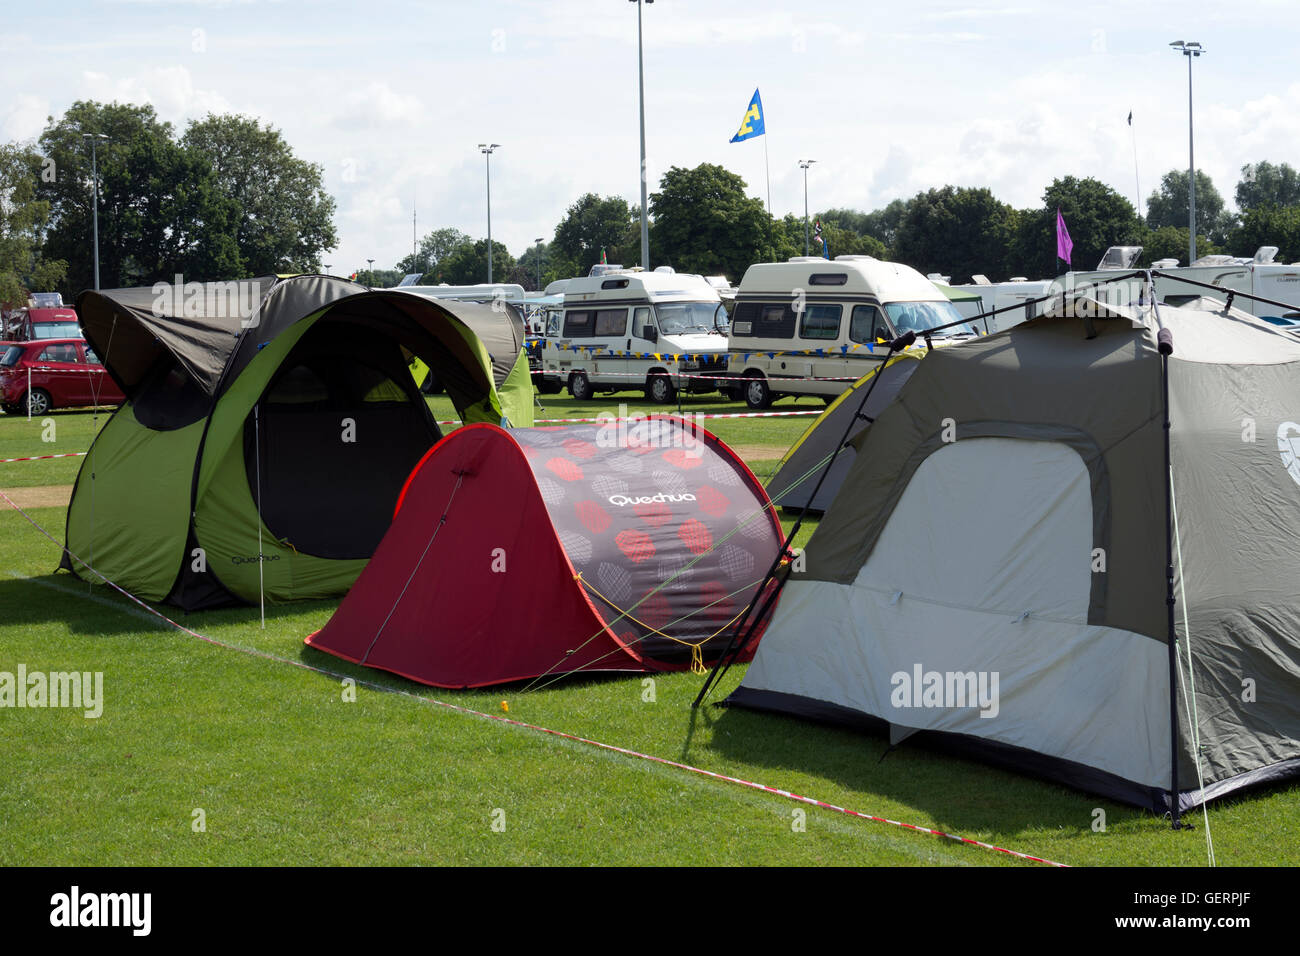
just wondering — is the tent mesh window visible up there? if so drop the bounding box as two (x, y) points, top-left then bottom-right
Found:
(243, 332), (440, 560)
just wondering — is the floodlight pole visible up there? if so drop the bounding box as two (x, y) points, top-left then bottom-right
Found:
(479, 143), (500, 283)
(632, 0), (653, 271)
(799, 160), (816, 256)
(1171, 41), (1204, 264)
(82, 133), (108, 290)
(535, 237), (544, 290)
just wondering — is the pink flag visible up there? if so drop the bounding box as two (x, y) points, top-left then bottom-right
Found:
(1056, 207), (1073, 265)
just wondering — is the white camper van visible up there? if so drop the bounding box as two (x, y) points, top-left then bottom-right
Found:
(947, 276), (1054, 332)
(1050, 246), (1300, 327)
(725, 256), (978, 408)
(538, 270), (728, 402)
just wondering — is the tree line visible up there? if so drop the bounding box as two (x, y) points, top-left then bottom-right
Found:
(4, 99), (1299, 306)
(1, 100), (336, 307)
(392, 160), (1300, 293)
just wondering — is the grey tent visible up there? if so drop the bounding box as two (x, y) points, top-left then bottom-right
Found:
(766, 352), (923, 513)
(730, 294), (1300, 812)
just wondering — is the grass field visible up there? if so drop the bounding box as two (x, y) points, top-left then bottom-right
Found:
(1, 397), (1296, 867)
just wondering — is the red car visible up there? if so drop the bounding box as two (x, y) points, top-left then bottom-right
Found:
(0, 338), (125, 415)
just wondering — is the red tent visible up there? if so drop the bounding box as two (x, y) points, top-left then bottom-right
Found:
(306, 417), (783, 687)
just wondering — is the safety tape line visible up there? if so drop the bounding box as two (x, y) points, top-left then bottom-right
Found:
(528, 367), (862, 383)
(0, 451), (88, 463)
(0, 489), (1067, 868)
(435, 410), (824, 426)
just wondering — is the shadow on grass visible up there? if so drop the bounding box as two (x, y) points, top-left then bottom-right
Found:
(686, 693), (1159, 841)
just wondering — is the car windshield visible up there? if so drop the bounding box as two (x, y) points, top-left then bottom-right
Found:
(1, 346), (22, 367)
(655, 301), (724, 335)
(884, 300), (975, 337)
(34, 322), (82, 338)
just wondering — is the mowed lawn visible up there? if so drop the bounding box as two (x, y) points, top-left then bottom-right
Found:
(1, 398), (1297, 867)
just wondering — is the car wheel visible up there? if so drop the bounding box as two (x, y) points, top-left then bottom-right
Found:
(743, 376), (771, 410)
(25, 389), (52, 416)
(569, 371), (593, 401)
(648, 373), (676, 405)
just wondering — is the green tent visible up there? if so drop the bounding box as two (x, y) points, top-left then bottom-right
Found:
(62, 275), (533, 609)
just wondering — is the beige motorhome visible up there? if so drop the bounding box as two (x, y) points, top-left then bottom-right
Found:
(726, 256), (977, 407)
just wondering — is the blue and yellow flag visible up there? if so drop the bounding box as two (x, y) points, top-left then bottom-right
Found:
(729, 89), (765, 143)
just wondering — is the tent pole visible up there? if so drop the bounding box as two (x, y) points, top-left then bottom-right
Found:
(693, 333), (916, 708)
(1156, 306), (1182, 829)
(255, 404), (265, 630)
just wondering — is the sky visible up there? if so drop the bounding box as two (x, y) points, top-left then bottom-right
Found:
(3, 0), (1298, 275)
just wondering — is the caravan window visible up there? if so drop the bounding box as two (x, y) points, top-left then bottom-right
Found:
(799, 304), (842, 340)
(563, 311), (596, 338)
(593, 308), (628, 336)
(731, 301), (795, 339)
(850, 305), (888, 344)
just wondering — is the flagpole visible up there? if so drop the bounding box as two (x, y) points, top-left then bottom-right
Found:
(763, 133), (771, 215)
(1130, 112), (1142, 220)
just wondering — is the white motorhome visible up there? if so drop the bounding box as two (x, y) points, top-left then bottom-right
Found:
(947, 276), (1055, 333)
(1050, 246), (1300, 327)
(725, 256), (978, 408)
(539, 270), (729, 402)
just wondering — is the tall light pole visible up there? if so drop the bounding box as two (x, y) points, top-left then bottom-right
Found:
(1170, 40), (1205, 265)
(798, 159), (817, 256)
(478, 143), (500, 283)
(535, 237), (544, 290)
(366, 257), (374, 283)
(631, 0), (652, 271)
(82, 133), (108, 290)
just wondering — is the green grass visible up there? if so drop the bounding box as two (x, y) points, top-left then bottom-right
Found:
(1, 409), (1296, 866)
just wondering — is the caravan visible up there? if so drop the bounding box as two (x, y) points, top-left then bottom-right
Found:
(725, 256), (978, 408)
(538, 270), (728, 402)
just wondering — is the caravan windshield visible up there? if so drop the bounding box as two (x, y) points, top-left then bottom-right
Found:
(884, 300), (972, 336)
(655, 301), (723, 335)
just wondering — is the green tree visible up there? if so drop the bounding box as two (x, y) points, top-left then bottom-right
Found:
(892, 186), (1017, 283)
(552, 194), (636, 276)
(1235, 160), (1300, 213)
(515, 240), (550, 291)
(824, 200), (909, 250)
(182, 114), (337, 275)
(37, 101), (240, 294)
(1231, 205), (1300, 264)
(398, 226), (472, 276)
(355, 268), (403, 288)
(0, 142), (67, 308)
(1145, 168), (1233, 245)
(1137, 225), (1218, 267)
(436, 238), (515, 285)
(1011, 176), (1142, 277)
(649, 163), (782, 282)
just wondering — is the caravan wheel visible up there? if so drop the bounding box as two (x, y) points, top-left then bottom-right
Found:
(743, 376), (771, 410)
(648, 373), (676, 404)
(569, 372), (593, 401)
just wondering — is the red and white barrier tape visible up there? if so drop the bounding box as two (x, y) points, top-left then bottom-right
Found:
(1, 488), (1067, 868)
(529, 367), (861, 383)
(0, 451), (87, 463)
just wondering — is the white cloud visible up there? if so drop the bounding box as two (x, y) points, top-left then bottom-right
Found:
(79, 67), (234, 127)
(1, 94), (52, 142)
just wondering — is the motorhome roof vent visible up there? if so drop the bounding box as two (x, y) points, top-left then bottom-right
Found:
(1254, 246), (1279, 264)
(1152, 258), (1180, 269)
(971, 274), (991, 286)
(788, 256), (825, 263)
(600, 278), (631, 289)
(833, 255), (880, 263)
(808, 273), (848, 286)
(1008, 276), (1028, 282)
